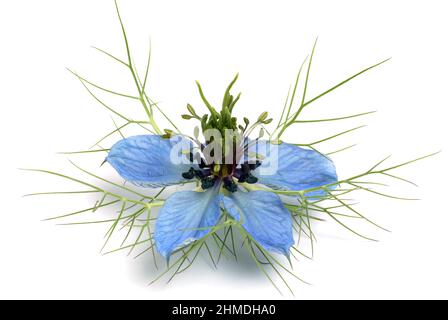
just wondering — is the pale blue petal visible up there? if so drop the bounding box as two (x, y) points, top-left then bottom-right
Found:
(154, 189), (221, 258)
(222, 190), (294, 256)
(107, 135), (193, 188)
(254, 142), (338, 198)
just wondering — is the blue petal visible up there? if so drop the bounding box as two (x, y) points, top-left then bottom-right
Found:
(222, 190), (294, 256)
(107, 135), (193, 188)
(254, 142), (338, 198)
(154, 189), (221, 258)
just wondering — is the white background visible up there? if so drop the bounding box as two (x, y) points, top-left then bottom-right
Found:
(1, 0), (448, 299)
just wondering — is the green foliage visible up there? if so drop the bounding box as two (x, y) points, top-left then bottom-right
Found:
(23, 0), (438, 295)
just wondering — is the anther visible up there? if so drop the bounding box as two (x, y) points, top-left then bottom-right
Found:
(241, 163), (250, 174)
(248, 160), (262, 170)
(201, 176), (216, 190)
(181, 167), (195, 179)
(194, 169), (206, 179)
(223, 178), (238, 193)
(246, 173), (258, 184)
(199, 158), (207, 168)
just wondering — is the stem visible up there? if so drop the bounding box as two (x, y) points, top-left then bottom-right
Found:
(114, 0), (162, 135)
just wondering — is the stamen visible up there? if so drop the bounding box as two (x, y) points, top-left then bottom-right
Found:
(181, 167), (195, 179)
(223, 177), (238, 192)
(248, 160), (262, 170)
(237, 172), (258, 184)
(245, 173), (258, 184)
(181, 147), (261, 191)
(194, 169), (206, 179)
(241, 163), (250, 174)
(199, 158), (207, 168)
(201, 176), (216, 190)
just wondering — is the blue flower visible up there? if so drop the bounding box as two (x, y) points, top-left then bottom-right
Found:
(107, 134), (337, 258)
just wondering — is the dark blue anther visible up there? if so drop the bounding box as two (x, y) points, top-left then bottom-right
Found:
(194, 169), (206, 179)
(248, 160), (262, 170)
(245, 173), (258, 184)
(201, 176), (216, 190)
(223, 177), (238, 192)
(198, 158), (207, 169)
(182, 167), (195, 179)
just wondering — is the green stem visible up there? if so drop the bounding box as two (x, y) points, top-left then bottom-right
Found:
(114, 0), (162, 135)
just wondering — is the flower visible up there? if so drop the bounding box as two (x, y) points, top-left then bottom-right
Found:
(106, 133), (337, 259)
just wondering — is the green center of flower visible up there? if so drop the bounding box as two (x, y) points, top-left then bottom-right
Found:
(175, 73), (271, 192)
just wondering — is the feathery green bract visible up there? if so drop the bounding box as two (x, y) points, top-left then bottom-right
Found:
(23, 0), (438, 295)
